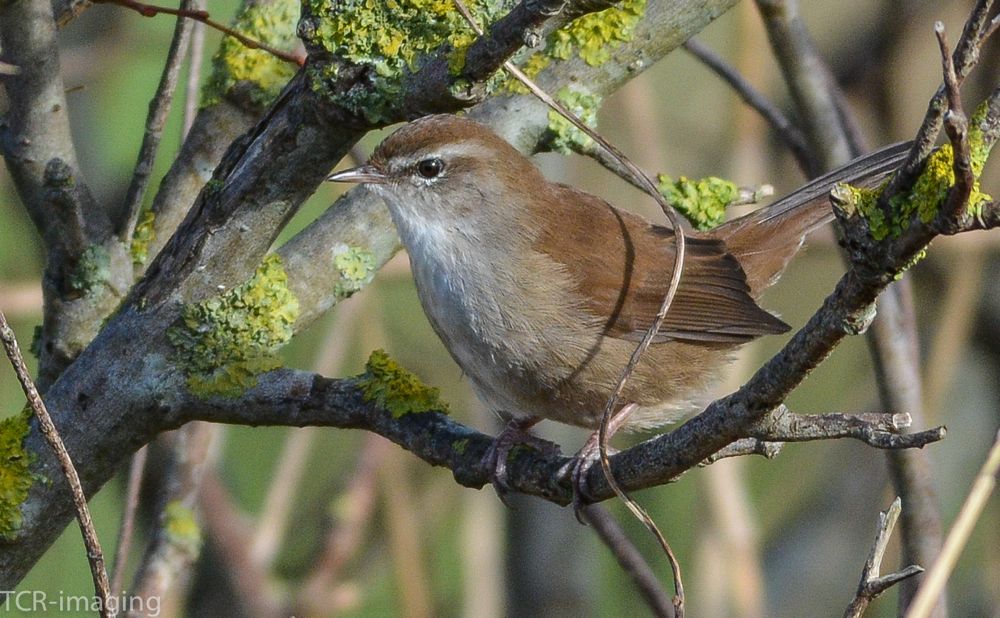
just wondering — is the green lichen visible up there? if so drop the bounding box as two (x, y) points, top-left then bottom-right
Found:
(167, 254), (300, 398)
(68, 245), (111, 294)
(549, 0), (646, 66)
(302, 0), (514, 123)
(333, 246), (377, 299)
(201, 0), (300, 109)
(130, 209), (157, 266)
(657, 174), (739, 231)
(830, 182), (885, 238)
(547, 86), (601, 154)
(358, 349), (447, 417)
(164, 500), (202, 555)
(0, 411), (34, 540)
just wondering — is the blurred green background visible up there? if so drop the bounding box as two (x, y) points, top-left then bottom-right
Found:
(1, 0), (998, 616)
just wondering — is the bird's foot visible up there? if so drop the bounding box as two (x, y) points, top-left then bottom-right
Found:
(481, 417), (559, 505)
(561, 403), (638, 523)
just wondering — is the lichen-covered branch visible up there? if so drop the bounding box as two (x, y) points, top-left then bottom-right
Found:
(168, 364), (945, 507)
(0, 0), (133, 387)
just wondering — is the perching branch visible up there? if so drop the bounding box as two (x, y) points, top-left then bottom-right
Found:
(174, 368), (949, 505)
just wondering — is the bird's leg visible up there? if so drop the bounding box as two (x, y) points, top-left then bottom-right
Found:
(482, 416), (559, 504)
(562, 403), (638, 522)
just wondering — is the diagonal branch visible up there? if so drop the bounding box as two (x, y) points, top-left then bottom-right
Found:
(119, 0), (197, 244)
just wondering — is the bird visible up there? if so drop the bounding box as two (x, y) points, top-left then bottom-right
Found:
(328, 113), (907, 491)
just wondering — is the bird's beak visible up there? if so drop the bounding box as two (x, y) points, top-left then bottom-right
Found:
(327, 165), (388, 184)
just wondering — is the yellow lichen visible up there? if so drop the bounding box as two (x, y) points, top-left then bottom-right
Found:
(167, 254), (300, 398)
(302, 0), (513, 122)
(548, 0), (646, 66)
(201, 0), (300, 109)
(358, 349), (447, 417)
(130, 209), (157, 266)
(0, 411), (34, 540)
(164, 500), (202, 556)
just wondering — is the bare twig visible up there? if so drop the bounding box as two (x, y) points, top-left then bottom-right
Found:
(905, 430), (1000, 618)
(844, 498), (924, 618)
(93, 0), (304, 66)
(699, 438), (782, 465)
(755, 0), (854, 172)
(682, 37), (812, 172)
(936, 22), (975, 224)
(749, 407), (946, 450)
(120, 0), (197, 243)
(879, 0), (995, 206)
(0, 311), (112, 617)
(182, 0), (206, 137)
(580, 504), (675, 618)
(109, 446), (148, 596)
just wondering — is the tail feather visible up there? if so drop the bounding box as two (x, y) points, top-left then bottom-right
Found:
(709, 141), (911, 296)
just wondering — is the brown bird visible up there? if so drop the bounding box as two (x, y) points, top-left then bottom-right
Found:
(329, 114), (906, 487)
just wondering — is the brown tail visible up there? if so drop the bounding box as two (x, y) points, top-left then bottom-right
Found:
(708, 141), (912, 296)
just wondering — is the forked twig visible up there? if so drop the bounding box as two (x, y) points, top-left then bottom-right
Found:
(844, 498), (924, 618)
(452, 1), (687, 612)
(0, 312), (113, 617)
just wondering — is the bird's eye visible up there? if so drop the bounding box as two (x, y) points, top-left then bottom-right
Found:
(416, 158), (444, 179)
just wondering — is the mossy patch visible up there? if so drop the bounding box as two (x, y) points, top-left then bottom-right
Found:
(168, 254), (300, 398)
(333, 246), (377, 299)
(358, 349), (447, 417)
(0, 411), (34, 540)
(547, 86), (601, 154)
(130, 209), (157, 266)
(201, 0), (300, 109)
(302, 0), (514, 123)
(657, 174), (739, 231)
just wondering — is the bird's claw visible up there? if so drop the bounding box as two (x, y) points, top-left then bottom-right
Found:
(481, 418), (558, 505)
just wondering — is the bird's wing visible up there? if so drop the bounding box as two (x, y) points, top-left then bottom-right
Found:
(535, 186), (790, 344)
